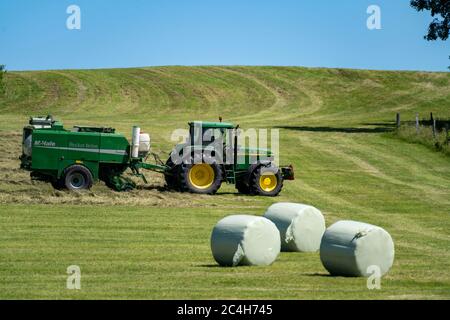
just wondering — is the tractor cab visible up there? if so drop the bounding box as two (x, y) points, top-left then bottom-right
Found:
(187, 121), (274, 164)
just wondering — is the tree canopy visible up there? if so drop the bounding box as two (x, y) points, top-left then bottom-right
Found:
(411, 0), (450, 40)
(0, 65), (5, 94)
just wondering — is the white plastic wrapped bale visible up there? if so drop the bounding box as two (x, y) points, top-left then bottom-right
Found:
(320, 220), (395, 277)
(210, 215), (281, 267)
(264, 202), (325, 252)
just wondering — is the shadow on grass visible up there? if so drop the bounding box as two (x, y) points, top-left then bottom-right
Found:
(305, 272), (361, 278)
(197, 264), (262, 269)
(198, 264), (223, 268)
(136, 185), (176, 192)
(277, 123), (395, 134)
(304, 272), (334, 278)
(136, 186), (244, 196)
(216, 192), (243, 196)
(361, 121), (397, 127)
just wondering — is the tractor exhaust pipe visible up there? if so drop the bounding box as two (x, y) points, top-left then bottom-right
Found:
(131, 126), (141, 159)
(234, 125), (239, 168)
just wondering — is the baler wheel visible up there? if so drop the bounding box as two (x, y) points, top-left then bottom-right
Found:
(63, 165), (93, 191)
(51, 178), (63, 190)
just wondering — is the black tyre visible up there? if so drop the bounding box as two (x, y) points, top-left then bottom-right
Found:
(236, 180), (251, 194)
(63, 165), (94, 191)
(179, 162), (222, 194)
(249, 166), (283, 196)
(164, 157), (179, 190)
(51, 178), (63, 190)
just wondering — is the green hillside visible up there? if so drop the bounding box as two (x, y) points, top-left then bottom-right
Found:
(0, 66), (449, 299)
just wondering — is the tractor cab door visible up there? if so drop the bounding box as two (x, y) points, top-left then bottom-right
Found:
(190, 126), (226, 163)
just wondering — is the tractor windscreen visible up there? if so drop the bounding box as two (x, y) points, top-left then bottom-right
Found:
(190, 126), (226, 146)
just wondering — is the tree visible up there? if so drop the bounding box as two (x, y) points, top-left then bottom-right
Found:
(411, 0), (450, 68)
(411, 0), (449, 40)
(0, 65), (5, 95)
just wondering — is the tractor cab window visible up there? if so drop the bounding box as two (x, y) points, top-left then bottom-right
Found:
(204, 128), (225, 144)
(190, 126), (226, 146)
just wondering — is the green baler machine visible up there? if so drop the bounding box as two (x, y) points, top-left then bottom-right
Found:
(20, 116), (294, 196)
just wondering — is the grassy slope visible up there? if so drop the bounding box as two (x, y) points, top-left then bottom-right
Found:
(0, 66), (449, 299)
(395, 124), (450, 157)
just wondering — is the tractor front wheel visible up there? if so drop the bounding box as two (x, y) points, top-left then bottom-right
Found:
(179, 163), (222, 194)
(63, 165), (93, 191)
(249, 166), (283, 196)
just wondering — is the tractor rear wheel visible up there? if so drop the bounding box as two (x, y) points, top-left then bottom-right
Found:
(249, 166), (283, 196)
(63, 165), (93, 191)
(164, 157), (179, 190)
(179, 163), (222, 194)
(236, 180), (251, 194)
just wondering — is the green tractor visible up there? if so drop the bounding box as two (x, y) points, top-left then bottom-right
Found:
(20, 116), (294, 196)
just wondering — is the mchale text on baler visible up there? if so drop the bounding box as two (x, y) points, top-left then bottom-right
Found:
(20, 116), (294, 196)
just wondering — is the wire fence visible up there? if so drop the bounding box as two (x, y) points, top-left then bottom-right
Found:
(396, 112), (450, 145)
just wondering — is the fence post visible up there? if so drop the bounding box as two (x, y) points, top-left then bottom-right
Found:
(446, 123), (449, 146)
(415, 113), (419, 133)
(396, 113), (401, 128)
(432, 118), (437, 139)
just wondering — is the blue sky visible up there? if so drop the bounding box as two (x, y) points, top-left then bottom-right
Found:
(0, 0), (449, 71)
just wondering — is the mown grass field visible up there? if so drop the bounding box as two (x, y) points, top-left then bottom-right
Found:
(0, 66), (449, 299)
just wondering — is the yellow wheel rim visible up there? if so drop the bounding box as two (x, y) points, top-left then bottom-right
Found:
(188, 164), (215, 189)
(259, 173), (277, 192)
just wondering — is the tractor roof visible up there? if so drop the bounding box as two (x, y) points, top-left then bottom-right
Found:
(189, 121), (234, 129)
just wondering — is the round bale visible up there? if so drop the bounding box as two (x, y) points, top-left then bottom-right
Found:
(210, 215), (281, 267)
(320, 220), (395, 277)
(264, 202), (326, 252)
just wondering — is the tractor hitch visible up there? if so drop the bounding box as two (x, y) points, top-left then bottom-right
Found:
(281, 165), (295, 180)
